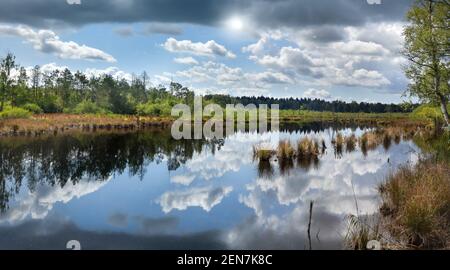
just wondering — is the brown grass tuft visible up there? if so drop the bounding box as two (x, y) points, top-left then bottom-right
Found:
(379, 160), (450, 249)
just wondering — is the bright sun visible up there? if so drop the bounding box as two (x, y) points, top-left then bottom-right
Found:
(228, 17), (244, 31)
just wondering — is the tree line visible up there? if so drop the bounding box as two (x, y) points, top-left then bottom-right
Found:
(0, 52), (416, 117)
(203, 95), (415, 113)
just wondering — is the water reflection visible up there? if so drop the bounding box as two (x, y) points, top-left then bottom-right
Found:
(0, 123), (420, 249)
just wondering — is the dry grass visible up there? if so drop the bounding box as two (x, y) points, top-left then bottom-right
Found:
(345, 215), (383, 250)
(277, 140), (295, 160)
(252, 145), (275, 161)
(0, 114), (172, 136)
(297, 137), (320, 157)
(379, 160), (450, 249)
(345, 134), (357, 153)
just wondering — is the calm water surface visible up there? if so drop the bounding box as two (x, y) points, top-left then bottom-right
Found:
(0, 124), (420, 249)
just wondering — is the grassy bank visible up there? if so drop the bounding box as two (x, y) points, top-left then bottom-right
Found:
(346, 130), (450, 250)
(0, 110), (429, 137)
(279, 110), (415, 123)
(379, 159), (450, 249)
(0, 114), (172, 136)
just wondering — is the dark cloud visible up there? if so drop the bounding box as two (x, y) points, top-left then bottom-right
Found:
(306, 26), (348, 43)
(142, 23), (183, 35)
(0, 0), (413, 28)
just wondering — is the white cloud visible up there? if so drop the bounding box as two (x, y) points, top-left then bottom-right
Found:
(250, 44), (391, 88)
(159, 186), (233, 213)
(0, 24), (116, 62)
(303, 89), (332, 100)
(331, 40), (388, 56)
(39, 63), (69, 74)
(242, 36), (268, 55)
(173, 61), (293, 94)
(170, 174), (196, 186)
(66, 0), (81, 4)
(0, 178), (110, 225)
(163, 38), (236, 58)
(84, 67), (132, 81)
(246, 71), (294, 84)
(174, 57), (199, 65)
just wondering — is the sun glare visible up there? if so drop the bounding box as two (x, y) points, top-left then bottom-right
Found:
(228, 17), (244, 31)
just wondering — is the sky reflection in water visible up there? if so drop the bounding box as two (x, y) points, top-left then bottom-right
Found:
(0, 126), (420, 250)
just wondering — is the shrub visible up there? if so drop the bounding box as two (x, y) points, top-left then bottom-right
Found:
(136, 102), (172, 117)
(21, 103), (43, 114)
(0, 107), (31, 119)
(72, 101), (109, 114)
(411, 103), (449, 121)
(37, 96), (63, 113)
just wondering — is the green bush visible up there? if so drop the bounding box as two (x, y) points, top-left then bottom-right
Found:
(411, 104), (449, 120)
(136, 102), (172, 117)
(37, 96), (63, 113)
(72, 101), (109, 114)
(21, 103), (43, 114)
(0, 107), (31, 119)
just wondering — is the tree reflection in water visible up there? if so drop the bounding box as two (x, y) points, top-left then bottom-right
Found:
(0, 129), (221, 213)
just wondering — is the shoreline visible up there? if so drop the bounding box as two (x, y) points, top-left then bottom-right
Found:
(0, 114), (173, 137)
(0, 112), (427, 138)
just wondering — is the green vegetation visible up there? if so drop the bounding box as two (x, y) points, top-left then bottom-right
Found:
(403, 0), (449, 126)
(0, 106), (31, 119)
(21, 103), (43, 114)
(204, 94), (414, 113)
(0, 52), (192, 117)
(411, 103), (450, 121)
(279, 110), (415, 124)
(71, 100), (110, 115)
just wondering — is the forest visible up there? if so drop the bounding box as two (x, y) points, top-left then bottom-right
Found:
(0, 52), (414, 119)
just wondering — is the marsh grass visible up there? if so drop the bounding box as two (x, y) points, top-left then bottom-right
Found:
(345, 134), (357, 153)
(0, 114), (172, 136)
(252, 145), (275, 162)
(379, 159), (450, 249)
(332, 133), (344, 157)
(297, 137), (320, 157)
(345, 214), (384, 250)
(277, 140), (295, 160)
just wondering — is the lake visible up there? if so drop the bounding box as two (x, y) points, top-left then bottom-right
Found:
(0, 123), (421, 250)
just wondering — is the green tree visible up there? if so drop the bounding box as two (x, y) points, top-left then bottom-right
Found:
(0, 53), (18, 111)
(403, 0), (450, 126)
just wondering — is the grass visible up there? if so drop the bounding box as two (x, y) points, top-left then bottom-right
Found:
(277, 140), (295, 159)
(297, 137), (320, 157)
(279, 110), (419, 125)
(345, 134), (357, 153)
(379, 159), (450, 249)
(345, 215), (383, 250)
(0, 109), (430, 137)
(252, 145), (275, 161)
(0, 113), (172, 136)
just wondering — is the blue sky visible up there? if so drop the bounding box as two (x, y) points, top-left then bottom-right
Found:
(0, 0), (415, 103)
